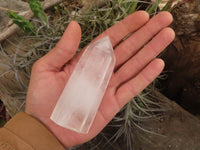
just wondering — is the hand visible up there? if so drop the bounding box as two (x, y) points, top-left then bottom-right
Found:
(25, 11), (175, 148)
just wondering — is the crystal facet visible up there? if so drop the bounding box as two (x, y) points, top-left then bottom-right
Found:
(50, 36), (116, 133)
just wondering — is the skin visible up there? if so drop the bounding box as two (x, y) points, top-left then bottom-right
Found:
(25, 11), (175, 148)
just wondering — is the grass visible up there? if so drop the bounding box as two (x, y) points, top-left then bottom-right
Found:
(0, 0), (173, 149)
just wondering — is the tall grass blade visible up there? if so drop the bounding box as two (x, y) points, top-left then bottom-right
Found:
(146, 0), (162, 14)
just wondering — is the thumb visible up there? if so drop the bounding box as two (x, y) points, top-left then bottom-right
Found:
(39, 21), (81, 71)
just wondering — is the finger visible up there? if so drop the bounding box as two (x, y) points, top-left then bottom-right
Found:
(94, 11), (149, 46)
(114, 11), (173, 69)
(38, 21), (81, 71)
(114, 27), (175, 87)
(70, 11), (149, 64)
(116, 59), (165, 108)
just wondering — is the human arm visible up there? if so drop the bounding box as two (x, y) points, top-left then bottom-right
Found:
(0, 112), (64, 150)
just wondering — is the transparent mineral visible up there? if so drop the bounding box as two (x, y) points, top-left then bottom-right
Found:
(50, 36), (116, 133)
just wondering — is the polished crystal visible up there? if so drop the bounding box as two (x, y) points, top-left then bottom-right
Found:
(50, 36), (116, 133)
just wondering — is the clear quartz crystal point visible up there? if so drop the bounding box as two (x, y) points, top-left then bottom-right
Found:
(50, 36), (116, 134)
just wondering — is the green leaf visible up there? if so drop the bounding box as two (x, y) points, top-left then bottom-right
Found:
(29, 0), (47, 23)
(124, 1), (138, 14)
(8, 11), (36, 35)
(128, 1), (138, 14)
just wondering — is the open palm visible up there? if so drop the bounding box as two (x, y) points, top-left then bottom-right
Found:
(25, 11), (175, 148)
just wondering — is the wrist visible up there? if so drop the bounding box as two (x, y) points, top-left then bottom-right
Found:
(3, 112), (65, 150)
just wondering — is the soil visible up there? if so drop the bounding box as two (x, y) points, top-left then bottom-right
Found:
(137, 93), (200, 150)
(132, 91), (200, 150)
(160, 37), (200, 115)
(160, 0), (200, 115)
